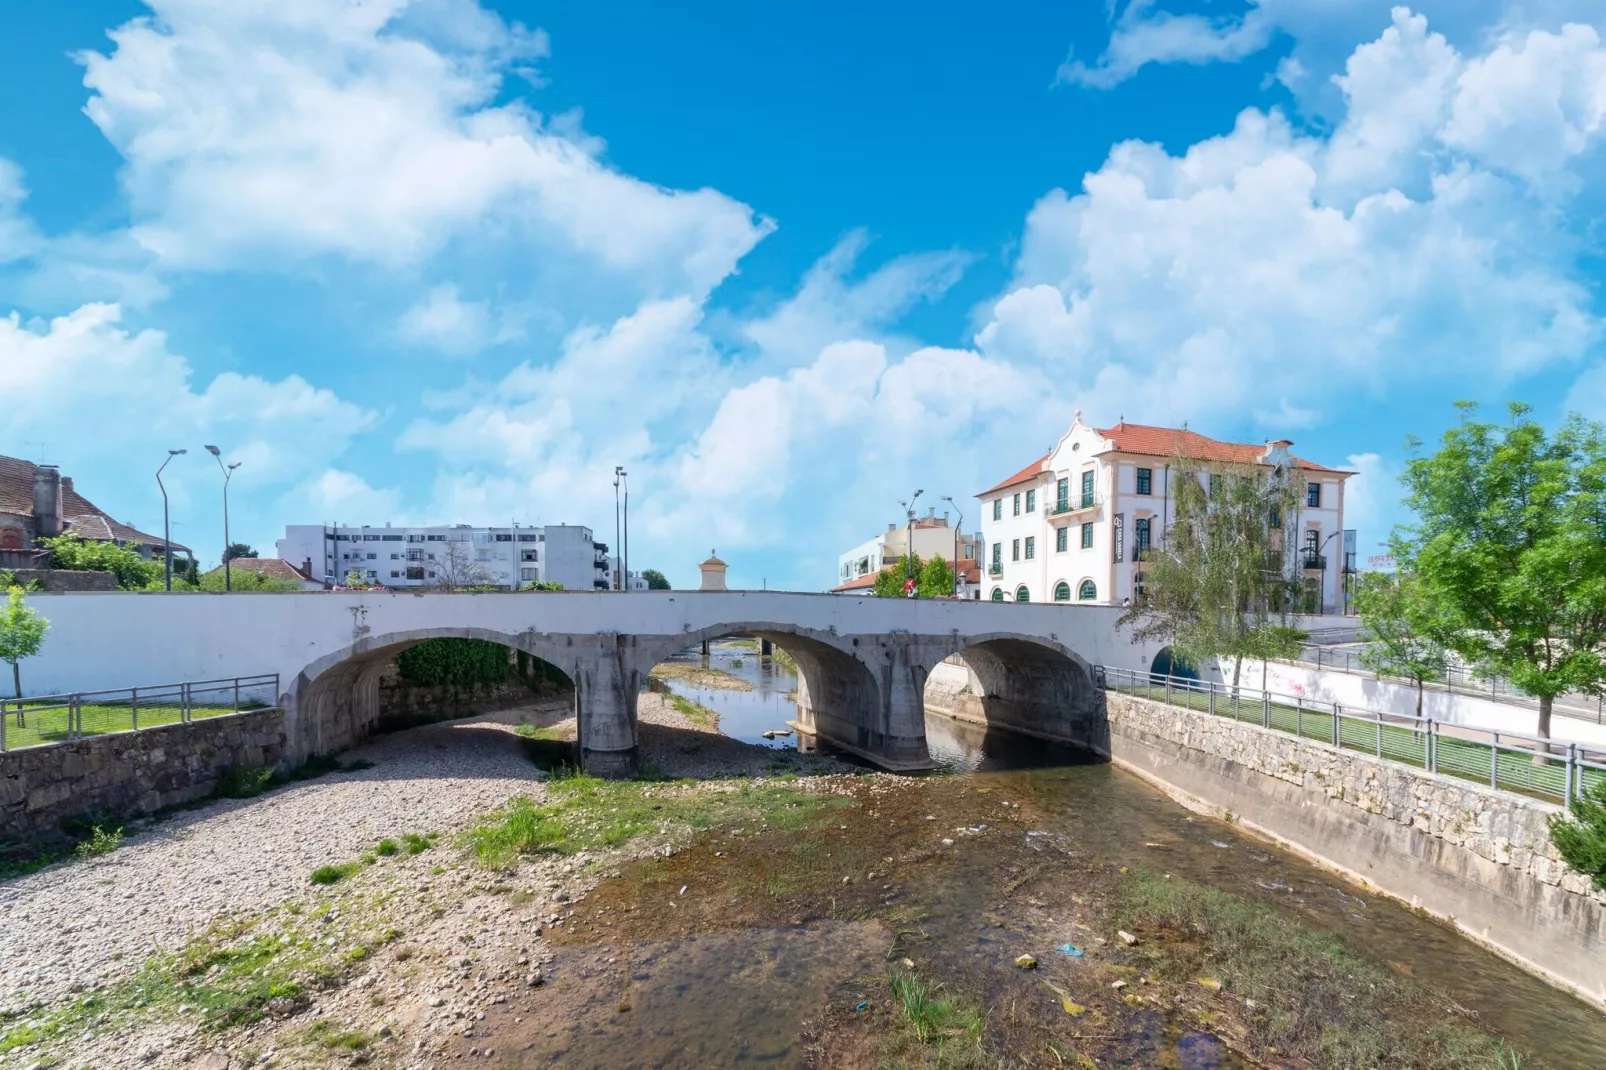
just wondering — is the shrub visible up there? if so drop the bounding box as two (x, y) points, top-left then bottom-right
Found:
(394, 638), (510, 687)
(37, 533), (161, 590)
(1551, 779), (1606, 891)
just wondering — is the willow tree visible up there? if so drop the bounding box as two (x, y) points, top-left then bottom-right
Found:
(1118, 458), (1309, 694)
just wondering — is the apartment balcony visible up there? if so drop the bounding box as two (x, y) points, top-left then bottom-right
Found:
(1044, 493), (1100, 521)
(1303, 552), (1328, 571)
(988, 562), (1004, 577)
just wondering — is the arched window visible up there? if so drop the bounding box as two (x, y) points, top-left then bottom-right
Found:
(1054, 581), (1071, 602)
(991, 587), (1005, 602)
(1077, 579), (1097, 601)
(1015, 585), (1030, 603)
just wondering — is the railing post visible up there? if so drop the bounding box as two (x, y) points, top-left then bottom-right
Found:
(1209, 683), (1216, 718)
(131, 687), (139, 731)
(1295, 695), (1303, 738)
(1332, 702), (1340, 748)
(1262, 691), (1270, 729)
(1566, 744), (1577, 810)
(1490, 732), (1499, 789)
(234, 677), (241, 713)
(1165, 676), (1173, 705)
(70, 696), (79, 740)
(1427, 720), (1436, 773)
(1, 698), (6, 753)
(1375, 711), (1383, 758)
(183, 682), (192, 725)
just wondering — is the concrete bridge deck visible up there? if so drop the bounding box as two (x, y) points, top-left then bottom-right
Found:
(19, 590), (1169, 773)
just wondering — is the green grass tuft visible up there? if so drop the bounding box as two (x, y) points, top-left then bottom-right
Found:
(309, 862), (362, 886)
(373, 838), (400, 857)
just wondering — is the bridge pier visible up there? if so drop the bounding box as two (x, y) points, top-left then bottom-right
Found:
(570, 635), (639, 778)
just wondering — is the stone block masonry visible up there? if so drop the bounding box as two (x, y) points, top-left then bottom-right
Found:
(0, 708), (286, 846)
(1105, 692), (1606, 1010)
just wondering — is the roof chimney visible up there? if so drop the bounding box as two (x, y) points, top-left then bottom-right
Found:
(1267, 439), (1293, 449)
(31, 465), (62, 538)
(60, 476), (73, 495)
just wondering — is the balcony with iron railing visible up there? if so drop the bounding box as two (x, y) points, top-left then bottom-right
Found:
(1303, 552), (1327, 571)
(1131, 543), (1155, 563)
(988, 561), (1004, 577)
(1044, 491), (1101, 520)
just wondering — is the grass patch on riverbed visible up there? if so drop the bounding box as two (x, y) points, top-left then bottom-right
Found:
(1117, 870), (1528, 1070)
(467, 773), (851, 867)
(665, 691), (718, 726)
(0, 904), (404, 1054)
(647, 660), (754, 691)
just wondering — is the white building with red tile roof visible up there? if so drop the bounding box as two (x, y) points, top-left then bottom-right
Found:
(975, 413), (1355, 612)
(832, 509), (980, 595)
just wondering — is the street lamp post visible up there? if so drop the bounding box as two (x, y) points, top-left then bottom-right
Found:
(156, 449), (186, 591)
(205, 446), (240, 591)
(613, 466), (623, 590)
(941, 495), (962, 598)
(899, 488), (924, 587)
(621, 469), (630, 591)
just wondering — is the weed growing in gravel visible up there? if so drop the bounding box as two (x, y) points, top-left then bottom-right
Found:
(665, 691), (718, 726)
(889, 972), (983, 1045)
(466, 774), (850, 867)
(310, 862), (362, 886)
(402, 832), (433, 855)
(305, 1019), (373, 1051)
(0, 906), (404, 1054)
(1118, 870), (1527, 1070)
(72, 824), (124, 860)
(374, 838), (400, 857)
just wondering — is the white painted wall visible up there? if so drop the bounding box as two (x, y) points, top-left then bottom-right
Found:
(1220, 658), (1606, 747)
(15, 591), (1167, 700)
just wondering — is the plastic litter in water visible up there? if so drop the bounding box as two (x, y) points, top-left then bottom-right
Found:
(1055, 943), (1084, 958)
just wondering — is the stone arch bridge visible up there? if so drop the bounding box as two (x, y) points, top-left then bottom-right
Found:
(22, 591), (1165, 774)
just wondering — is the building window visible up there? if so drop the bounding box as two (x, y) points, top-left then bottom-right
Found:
(1015, 585), (1030, 602)
(1136, 467), (1152, 495)
(407, 534), (423, 543)
(1307, 482), (1322, 508)
(1078, 579), (1097, 601)
(495, 533), (514, 542)
(992, 543), (1002, 568)
(1024, 536), (1035, 560)
(1134, 573), (1146, 602)
(518, 534), (539, 542)
(1056, 527), (1068, 553)
(1269, 504), (1282, 528)
(992, 499), (1001, 521)
(382, 534), (403, 541)
(1025, 489), (1036, 513)
(390, 571), (401, 578)
(1054, 581), (1071, 602)
(991, 587), (1004, 601)
(521, 550), (539, 562)
(1209, 473), (1222, 497)
(363, 534), (380, 541)
(1013, 493), (1021, 516)
(406, 567), (424, 580)
(1080, 522), (1093, 549)
(427, 534), (445, 542)
(1135, 517), (1151, 549)
(1056, 478), (1068, 511)
(520, 568), (538, 581)
(366, 553), (377, 560)
(1080, 470), (1095, 507)
(1012, 538), (1020, 561)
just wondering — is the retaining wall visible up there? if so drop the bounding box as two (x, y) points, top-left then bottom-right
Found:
(1105, 692), (1606, 1009)
(0, 708), (287, 846)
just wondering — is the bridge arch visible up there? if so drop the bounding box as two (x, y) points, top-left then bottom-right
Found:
(921, 630), (1106, 756)
(283, 627), (579, 761)
(636, 621), (902, 767)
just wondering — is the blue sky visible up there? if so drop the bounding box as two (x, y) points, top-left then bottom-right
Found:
(3, 0), (1605, 588)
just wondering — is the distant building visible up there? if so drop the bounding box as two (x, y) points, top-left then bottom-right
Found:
(275, 523), (611, 590)
(699, 551), (728, 591)
(203, 558), (323, 591)
(976, 413), (1354, 612)
(0, 455), (190, 569)
(834, 509), (978, 592)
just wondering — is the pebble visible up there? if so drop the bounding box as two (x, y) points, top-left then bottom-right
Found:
(1117, 930), (1139, 946)
(1014, 955), (1037, 969)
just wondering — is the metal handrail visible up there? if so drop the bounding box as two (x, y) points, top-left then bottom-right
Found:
(0, 673), (280, 753)
(1098, 664), (1606, 809)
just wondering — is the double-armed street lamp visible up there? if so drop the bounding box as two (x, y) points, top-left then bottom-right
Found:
(899, 488), (924, 585)
(205, 446), (241, 591)
(941, 495), (963, 597)
(156, 449), (186, 591)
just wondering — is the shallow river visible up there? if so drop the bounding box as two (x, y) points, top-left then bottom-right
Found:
(485, 643), (1606, 1068)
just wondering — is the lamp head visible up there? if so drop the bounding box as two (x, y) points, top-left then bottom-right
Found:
(228, 462), (241, 472)
(169, 449), (186, 456)
(204, 445), (220, 456)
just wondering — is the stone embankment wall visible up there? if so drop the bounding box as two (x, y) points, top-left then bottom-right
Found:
(0, 709), (286, 845)
(7, 569), (116, 592)
(1105, 692), (1606, 1010)
(375, 673), (568, 731)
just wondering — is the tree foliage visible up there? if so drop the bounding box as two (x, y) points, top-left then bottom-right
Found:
(430, 541), (496, 591)
(224, 543), (258, 562)
(871, 554), (955, 598)
(1353, 571), (1449, 717)
(0, 586), (48, 698)
(395, 639), (510, 687)
(196, 568), (301, 592)
(522, 580), (566, 591)
(38, 533), (161, 590)
(641, 569), (671, 590)
(1394, 402), (1606, 741)
(1118, 458), (1309, 689)
(1550, 779), (1606, 892)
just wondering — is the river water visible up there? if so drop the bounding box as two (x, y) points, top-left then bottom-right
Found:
(484, 642), (1606, 1068)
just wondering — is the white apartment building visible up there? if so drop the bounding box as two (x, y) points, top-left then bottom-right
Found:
(977, 414), (1355, 612)
(833, 510), (979, 593)
(276, 523), (612, 591)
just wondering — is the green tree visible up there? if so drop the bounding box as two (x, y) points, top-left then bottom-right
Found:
(0, 586), (48, 698)
(38, 533), (162, 590)
(224, 543), (258, 562)
(1353, 571), (1449, 717)
(869, 554), (956, 598)
(196, 568), (300, 592)
(522, 580), (566, 591)
(641, 569), (671, 590)
(1119, 458), (1308, 694)
(918, 555), (955, 598)
(1395, 402), (1606, 744)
